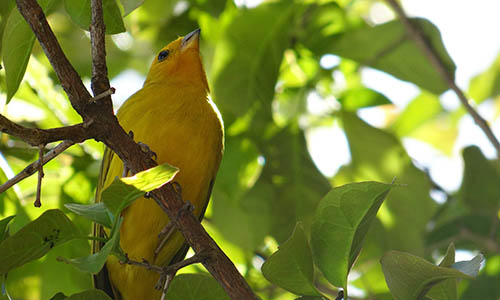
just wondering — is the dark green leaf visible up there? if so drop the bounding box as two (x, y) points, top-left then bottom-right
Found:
(50, 292), (67, 300)
(64, 0), (125, 34)
(65, 203), (113, 228)
(311, 18), (455, 94)
(339, 87), (392, 111)
(0, 209), (80, 274)
(460, 146), (500, 212)
(102, 163), (178, 215)
(0, 215), (15, 243)
(58, 218), (121, 274)
(262, 223), (320, 296)
(311, 181), (392, 288)
(164, 273), (230, 300)
(380, 251), (473, 300)
(65, 289), (113, 300)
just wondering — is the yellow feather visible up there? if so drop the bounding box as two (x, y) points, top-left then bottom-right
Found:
(95, 30), (224, 300)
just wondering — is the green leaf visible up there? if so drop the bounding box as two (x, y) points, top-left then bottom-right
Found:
(211, 1), (299, 122)
(164, 273), (230, 300)
(262, 223), (320, 296)
(311, 18), (455, 94)
(64, 0), (125, 34)
(339, 86), (392, 111)
(0, 215), (15, 243)
(339, 111), (436, 253)
(102, 163), (178, 215)
(258, 125), (331, 243)
(2, 0), (58, 102)
(0, 209), (80, 274)
(50, 292), (67, 300)
(451, 254), (484, 278)
(391, 91), (442, 137)
(58, 218), (122, 274)
(118, 0), (144, 16)
(426, 243), (458, 300)
(64, 203), (113, 228)
(380, 251), (473, 300)
(460, 146), (500, 213)
(65, 289), (113, 300)
(311, 181), (392, 289)
(469, 53), (500, 103)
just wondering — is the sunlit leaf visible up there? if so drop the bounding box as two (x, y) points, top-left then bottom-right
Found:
(262, 223), (320, 296)
(311, 181), (392, 288)
(102, 163), (178, 215)
(0, 209), (80, 274)
(469, 53), (500, 103)
(339, 87), (392, 111)
(391, 91), (442, 136)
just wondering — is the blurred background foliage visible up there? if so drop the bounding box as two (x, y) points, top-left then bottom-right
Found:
(0, 0), (499, 299)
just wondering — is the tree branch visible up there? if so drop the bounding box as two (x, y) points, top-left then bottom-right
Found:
(14, 0), (258, 298)
(0, 140), (75, 193)
(385, 0), (500, 160)
(0, 113), (93, 146)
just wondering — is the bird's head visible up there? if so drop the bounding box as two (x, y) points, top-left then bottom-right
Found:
(144, 29), (209, 91)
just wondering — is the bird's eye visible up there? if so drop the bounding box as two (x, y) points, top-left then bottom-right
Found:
(158, 50), (170, 62)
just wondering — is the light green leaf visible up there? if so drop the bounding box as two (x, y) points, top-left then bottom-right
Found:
(0, 209), (80, 274)
(311, 181), (392, 289)
(164, 273), (230, 300)
(310, 18), (455, 94)
(262, 223), (320, 296)
(339, 86), (392, 111)
(469, 53), (500, 103)
(380, 251), (473, 300)
(118, 0), (144, 16)
(58, 218), (122, 274)
(102, 163), (178, 215)
(2, 0), (59, 102)
(392, 91), (442, 137)
(64, 0), (125, 34)
(65, 289), (113, 300)
(64, 203), (114, 228)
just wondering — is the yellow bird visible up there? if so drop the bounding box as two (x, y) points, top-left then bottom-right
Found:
(93, 29), (224, 300)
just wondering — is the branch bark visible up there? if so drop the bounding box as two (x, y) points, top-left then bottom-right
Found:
(14, 0), (258, 298)
(385, 0), (500, 160)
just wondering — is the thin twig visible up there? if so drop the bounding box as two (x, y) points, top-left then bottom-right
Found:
(0, 140), (74, 193)
(385, 0), (500, 159)
(34, 144), (45, 207)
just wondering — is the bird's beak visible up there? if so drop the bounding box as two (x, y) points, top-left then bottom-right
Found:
(181, 28), (201, 52)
